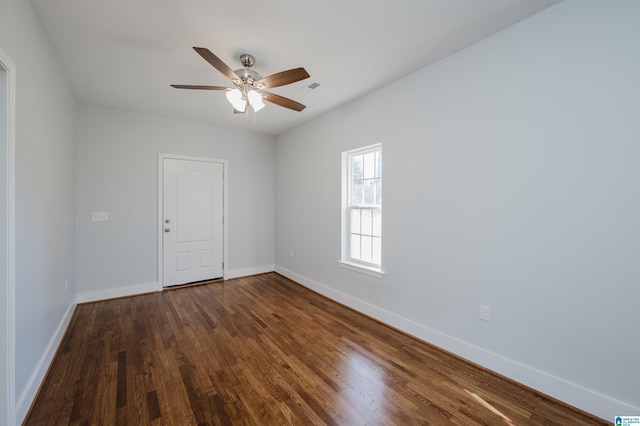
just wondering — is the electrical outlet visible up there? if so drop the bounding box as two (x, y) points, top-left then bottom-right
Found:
(289, 250), (294, 258)
(480, 305), (490, 322)
(64, 279), (68, 292)
(92, 211), (109, 222)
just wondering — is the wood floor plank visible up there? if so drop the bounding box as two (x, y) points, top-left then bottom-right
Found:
(25, 272), (607, 425)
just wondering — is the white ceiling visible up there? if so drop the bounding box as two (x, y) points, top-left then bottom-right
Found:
(29, 0), (559, 135)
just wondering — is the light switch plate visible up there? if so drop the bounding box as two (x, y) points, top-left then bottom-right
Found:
(480, 305), (490, 322)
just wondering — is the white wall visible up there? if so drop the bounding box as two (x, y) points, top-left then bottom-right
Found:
(75, 104), (276, 300)
(0, 0), (77, 423)
(275, 0), (640, 420)
(1, 0), (638, 422)
(0, 48), (14, 426)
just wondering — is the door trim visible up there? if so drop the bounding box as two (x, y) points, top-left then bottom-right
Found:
(157, 154), (228, 287)
(0, 45), (16, 426)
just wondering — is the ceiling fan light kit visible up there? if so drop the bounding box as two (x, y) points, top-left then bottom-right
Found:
(171, 47), (310, 114)
(247, 89), (265, 111)
(225, 88), (246, 112)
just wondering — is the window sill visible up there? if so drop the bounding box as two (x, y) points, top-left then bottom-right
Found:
(337, 260), (385, 279)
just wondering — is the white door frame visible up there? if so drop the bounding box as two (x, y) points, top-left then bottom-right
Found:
(157, 153), (228, 287)
(0, 46), (17, 426)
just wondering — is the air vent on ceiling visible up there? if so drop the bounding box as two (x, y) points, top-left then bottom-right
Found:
(307, 82), (320, 89)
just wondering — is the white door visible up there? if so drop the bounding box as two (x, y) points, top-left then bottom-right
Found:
(162, 158), (224, 286)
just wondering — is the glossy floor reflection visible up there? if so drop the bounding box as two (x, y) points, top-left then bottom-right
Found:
(26, 273), (606, 425)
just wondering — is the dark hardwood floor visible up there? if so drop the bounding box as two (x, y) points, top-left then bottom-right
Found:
(25, 273), (606, 425)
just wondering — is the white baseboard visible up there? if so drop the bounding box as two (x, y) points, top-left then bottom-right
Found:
(274, 265), (638, 421)
(227, 264), (274, 280)
(16, 300), (76, 424)
(76, 281), (161, 304)
(74, 266), (277, 304)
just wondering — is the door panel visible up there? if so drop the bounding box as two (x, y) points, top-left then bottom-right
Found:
(163, 158), (223, 286)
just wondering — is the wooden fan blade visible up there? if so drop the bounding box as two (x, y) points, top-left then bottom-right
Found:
(255, 68), (310, 89)
(263, 92), (306, 111)
(171, 84), (229, 90)
(193, 47), (240, 82)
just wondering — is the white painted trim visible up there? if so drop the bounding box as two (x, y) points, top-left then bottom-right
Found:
(274, 265), (638, 421)
(76, 281), (160, 304)
(0, 45), (16, 426)
(15, 301), (75, 424)
(157, 154), (229, 288)
(227, 264), (274, 280)
(340, 143), (383, 273)
(337, 260), (384, 278)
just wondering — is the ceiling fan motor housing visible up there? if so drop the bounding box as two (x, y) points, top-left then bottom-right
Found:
(234, 68), (263, 86)
(234, 54), (265, 89)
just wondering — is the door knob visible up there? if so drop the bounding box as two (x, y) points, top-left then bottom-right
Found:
(164, 228), (170, 233)
(165, 219), (171, 223)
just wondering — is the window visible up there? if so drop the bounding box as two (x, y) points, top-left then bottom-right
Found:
(339, 144), (383, 277)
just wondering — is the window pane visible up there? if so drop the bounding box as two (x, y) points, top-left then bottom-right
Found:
(372, 236), (382, 265)
(372, 209), (381, 237)
(361, 209), (372, 236)
(351, 180), (363, 205)
(361, 235), (372, 262)
(350, 234), (361, 259)
(350, 208), (361, 234)
(364, 180), (375, 205)
(375, 179), (382, 204)
(352, 155), (363, 182)
(363, 152), (375, 179)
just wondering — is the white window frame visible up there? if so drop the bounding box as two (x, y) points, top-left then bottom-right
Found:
(338, 143), (384, 278)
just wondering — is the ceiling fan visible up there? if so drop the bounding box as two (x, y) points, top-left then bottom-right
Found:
(171, 47), (310, 113)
